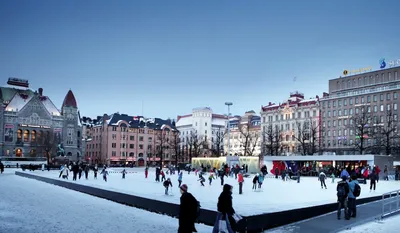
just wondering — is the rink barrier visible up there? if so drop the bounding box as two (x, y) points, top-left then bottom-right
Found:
(15, 171), (394, 233)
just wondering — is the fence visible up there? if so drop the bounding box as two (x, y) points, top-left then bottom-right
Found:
(381, 189), (400, 218)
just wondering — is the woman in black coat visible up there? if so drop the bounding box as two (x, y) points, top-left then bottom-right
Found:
(217, 184), (236, 230)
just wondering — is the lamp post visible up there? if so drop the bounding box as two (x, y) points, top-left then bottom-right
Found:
(225, 102), (233, 157)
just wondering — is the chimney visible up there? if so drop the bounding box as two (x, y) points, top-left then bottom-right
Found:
(268, 102), (272, 106)
(38, 88), (43, 96)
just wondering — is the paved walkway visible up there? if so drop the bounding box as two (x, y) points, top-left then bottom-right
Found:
(265, 200), (384, 233)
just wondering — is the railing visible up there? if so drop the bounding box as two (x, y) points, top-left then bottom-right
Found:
(381, 189), (400, 218)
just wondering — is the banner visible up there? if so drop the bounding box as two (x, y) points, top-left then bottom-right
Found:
(4, 124), (14, 142)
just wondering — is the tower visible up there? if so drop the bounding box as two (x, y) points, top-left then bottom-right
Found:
(61, 90), (82, 161)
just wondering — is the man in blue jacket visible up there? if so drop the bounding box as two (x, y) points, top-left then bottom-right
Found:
(347, 174), (359, 218)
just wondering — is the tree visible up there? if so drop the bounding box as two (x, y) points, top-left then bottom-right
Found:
(373, 109), (399, 155)
(156, 129), (169, 165)
(263, 123), (283, 156)
(350, 106), (372, 155)
(238, 122), (260, 156)
(169, 130), (182, 165)
(212, 128), (225, 157)
(38, 130), (58, 164)
(293, 120), (311, 155)
(309, 119), (322, 155)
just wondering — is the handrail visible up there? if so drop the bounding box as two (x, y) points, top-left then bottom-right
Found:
(381, 189), (400, 218)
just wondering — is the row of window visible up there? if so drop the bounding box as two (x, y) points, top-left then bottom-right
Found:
(110, 151), (170, 158)
(323, 138), (399, 148)
(323, 104), (398, 118)
(323, 92), (398, 108)
(336, 71), (399, 91)
(263, 110), (317, 122)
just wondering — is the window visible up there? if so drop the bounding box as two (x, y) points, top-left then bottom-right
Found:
(328, 121), (331, 127)
(139, 144), (143, 149)
(387, 93), (391, 100)
(389, 72), (392, 81)
(298, 112), (301, 118)
(394, 114), (398, 121)
(394, 103), (398, 111)
(139, 136), (144, 141)
(333, 120), (336, 127)
(347, 80), (351, 88)
(333, 101), (336, 107)
(31, 130), (36, 142)
(380, 94), (384, 101)
(394, 92), (398, 100)
(323, 111), (326, 117)
(387, 104), (391, 111)
(23, 130), (29, 142)
(344, 99), (347, 106)
(328, 111), (331, 117)
(361, 96), (364, 103)
(374, 105), (378, 112)
(112, 126), (117, 131)
(338, 100), (342, 107)
(112, 143), (116, 148)
(349, 108), (353, 115)
(328, 101), (331, 108)
(367, 96), (371, 103)
(338, 120), (342, 126)
(344, 119), (347, 125)
(112, 151), (116, 156)
(333, 110), (336, 117)
(344, 109), (347, 115)
(112, 134), (116, 140)
(349, 98), (353, 105)
(373, 95), (377, 102)
(355, 97), (358, 104)
(205, 122), (207, 126)
(367, 106), (371, 113)
(129, 152), (134, 157)
(130, 136), (134, 140)
(395, 71), (398, 80)
(129, 144), (134, 149)
(205, 130), (207, 134)
(338, 110), (342, 116)
(313, 110), (316, 117)
(380, 105), (384, 112)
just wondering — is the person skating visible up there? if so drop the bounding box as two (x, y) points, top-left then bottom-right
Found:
(384, 165), (388, 181)
(78, 164), (83, 179)
(161, 169), (166, 182)
(198, 174), (205, 186)
(319, 171), (327, 189)
(336, 176), (350, 220)
(370, 171), (377, 192)
(61, 166), (69, 179)
(145, 166), (149, 179)
(178, 184), (198, 233)
(258, 173), (264, 189)
(252, 174), (259, 190)
(208, 172), (215, 185)
(275, 167), (279, 179)
(219, 169), (225, 186)
(163, 178), (173, 195)
(217, 184), (237, 232)
(122, 169), (127, 179)
(94, 165), (98, 179)
(59, 164), (65, 178)
(375, 165), (381, 183)
(331, 173), (336, 183)
(297, 169), (301, 183)
(101, 166), (109, 182)
(347, 174), (361, 218)
(155, 167), (161, 182)
(72, 163), (79, 181)
(85, 165), (90, 180)
(178, 171), (183, 187)
(238, 172), (244, 194)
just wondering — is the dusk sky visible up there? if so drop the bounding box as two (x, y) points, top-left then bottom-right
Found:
(1, 0), (399, 120)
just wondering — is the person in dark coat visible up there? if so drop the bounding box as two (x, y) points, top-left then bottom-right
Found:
(84, 166), (90, 179)
(370, 171), (377, 191)
(217, 184), (237, 231)
(178, 184), (198, 233)
(275, 167), (279, 179)
(72, 163), (79, 181)
(0, 161), (4, 174)
(336, 176), (350, 220)
(155, 167), (161, 182)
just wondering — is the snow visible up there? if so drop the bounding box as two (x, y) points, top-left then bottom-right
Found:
(337, 214), (400, 233)
(41, 98), (61, 116)
(4, 92), (33, 111)
(18, 168), (400, 216)
(176, 115), (192, 127)
(0, 171), (212, 233)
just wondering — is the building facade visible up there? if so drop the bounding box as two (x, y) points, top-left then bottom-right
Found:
(260, 92), (322, 155)
(321, 66), (400, 156)
(0, 78), (82, 162)
(224, 110), (261, 156)
(83, 113), (178, 166)
(176, 107), (227, 159)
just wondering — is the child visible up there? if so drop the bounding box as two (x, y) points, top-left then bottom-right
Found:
(198, 174), (205, 186)
(208, 172), (215, 185)
(252, 174), (259, 190)
(163, 178), (173, 195)
(122, 169), (127, 179)
(178, 171), (183, 187)
(258, 173), (264, 189)
(94, 165), (98, 179)
(101, 167), (109, 182)
(161, 170), (166, 182)
(331, 173), (335, 183)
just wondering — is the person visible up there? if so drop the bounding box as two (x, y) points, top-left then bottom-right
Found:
(72, 162), (79, 181)
(258, 173), (264, 189)
(78, 164), (83, 179)
(145, 166), (149, 179)
(61, 166), (69, 179)
(101, 166), (109, 182)
(275, 167), (279, 179)
(252, 174), (259, 190)
(41, 163), (45, 171)
(219, 169), (225, 186)
(238, 172), (244, 194)
(161, 169), (166, 182)
(178, 184), (198, 233)
(336, 176), (350, 220)
(297, 169), (301, 183)
(121, 169), (127, 179)
(94, 165), (98, 179)
(163, 178), (173, 195)
(217, 184), (237, 232)
(198, 174), (205, 186)
(208, 172), (215, 185)
(178, 171), (183, 187)
(0, 161), (4, 174)
(331, 173), (336, 183)
(155, 167), (161, 182)
(347, 174), (359, 218)
(384, 165), (388, 181)
(375, 165), (381, 183)
(370, 171), (377, 192)
(85, 165), (90, 179)
(319, 171), (327, 189)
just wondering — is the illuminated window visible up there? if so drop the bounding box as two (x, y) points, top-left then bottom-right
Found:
(24, 130), (29, 142)
(17, 129), (22, 141)
(31, 130), (36, 142)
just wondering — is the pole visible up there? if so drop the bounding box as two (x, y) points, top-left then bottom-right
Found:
(227, 105), (230, 156)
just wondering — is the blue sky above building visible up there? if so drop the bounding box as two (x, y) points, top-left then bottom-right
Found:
(1, 0), (399, 119)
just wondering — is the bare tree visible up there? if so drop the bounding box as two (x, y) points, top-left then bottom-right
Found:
(373, 109), (399, 155)
(263, 123), (283, 156)
(212, 128), (225, 157)
(349, 106), (372, 155)
(37, 130), (58, 164)
(156, 129), (169, 165)
(169, 130), (181, 165)
(309, 119), (322, 155)
(238, 121), (260, 156)
(293, 120), (311, 155)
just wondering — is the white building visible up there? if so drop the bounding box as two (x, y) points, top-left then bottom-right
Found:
(260, 92), (322, 155)
(224, 111), (262, 157)
(176, 107), (227, 157)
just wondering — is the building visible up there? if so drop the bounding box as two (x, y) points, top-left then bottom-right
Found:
(224, 110), (261, 156)
(0, 78), (82, 162)
(176, 107), (227, 159)
(321, 66), (400, 156)
(83, 113), (178, 166)
(260, 91), (322, 155)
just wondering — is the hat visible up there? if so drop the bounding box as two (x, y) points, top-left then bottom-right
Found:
(180, 184), (188, 192)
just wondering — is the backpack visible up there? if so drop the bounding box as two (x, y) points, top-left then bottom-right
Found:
(337, 184), (346, 198)
(353, 183), (361, 197)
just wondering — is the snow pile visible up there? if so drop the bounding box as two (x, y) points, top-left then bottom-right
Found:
(19, 168), (400, 216)
(338, 214), (400, 233)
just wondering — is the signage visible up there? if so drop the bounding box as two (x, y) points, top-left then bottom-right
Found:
(380, 58), (400, 69)
(19, 124), (50, 129)
(343, 66), (372, 76)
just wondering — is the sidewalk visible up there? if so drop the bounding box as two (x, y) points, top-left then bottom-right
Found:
(265, 199), (383, 233)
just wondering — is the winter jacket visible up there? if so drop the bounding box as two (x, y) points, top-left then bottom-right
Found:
(238, 173), (244, 183)
(319, 172), (326, 180)
(163, 180), (173, 187)
(340, 170), (350, 178)
(347, 179), (359, 199)
(178, 192), (198, 232)
(178, 172), (183, 181)
(258, 175), (264, 184)
(336, 180), (350, 200)
(370, 172), (377, 182)
(252, 176), (258, 184)
(217, 185), (235, 216)
(61, 168), (69, 176)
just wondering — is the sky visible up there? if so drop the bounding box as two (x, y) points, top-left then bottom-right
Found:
(1, 0), (400, 120)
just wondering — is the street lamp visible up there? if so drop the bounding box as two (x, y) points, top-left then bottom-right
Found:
(225, 102), (233, 157)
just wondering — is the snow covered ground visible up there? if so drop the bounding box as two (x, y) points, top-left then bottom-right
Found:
(338, 214), (400, 233)
(0, 171), (212, 233)
(18, 167), (400, 216)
